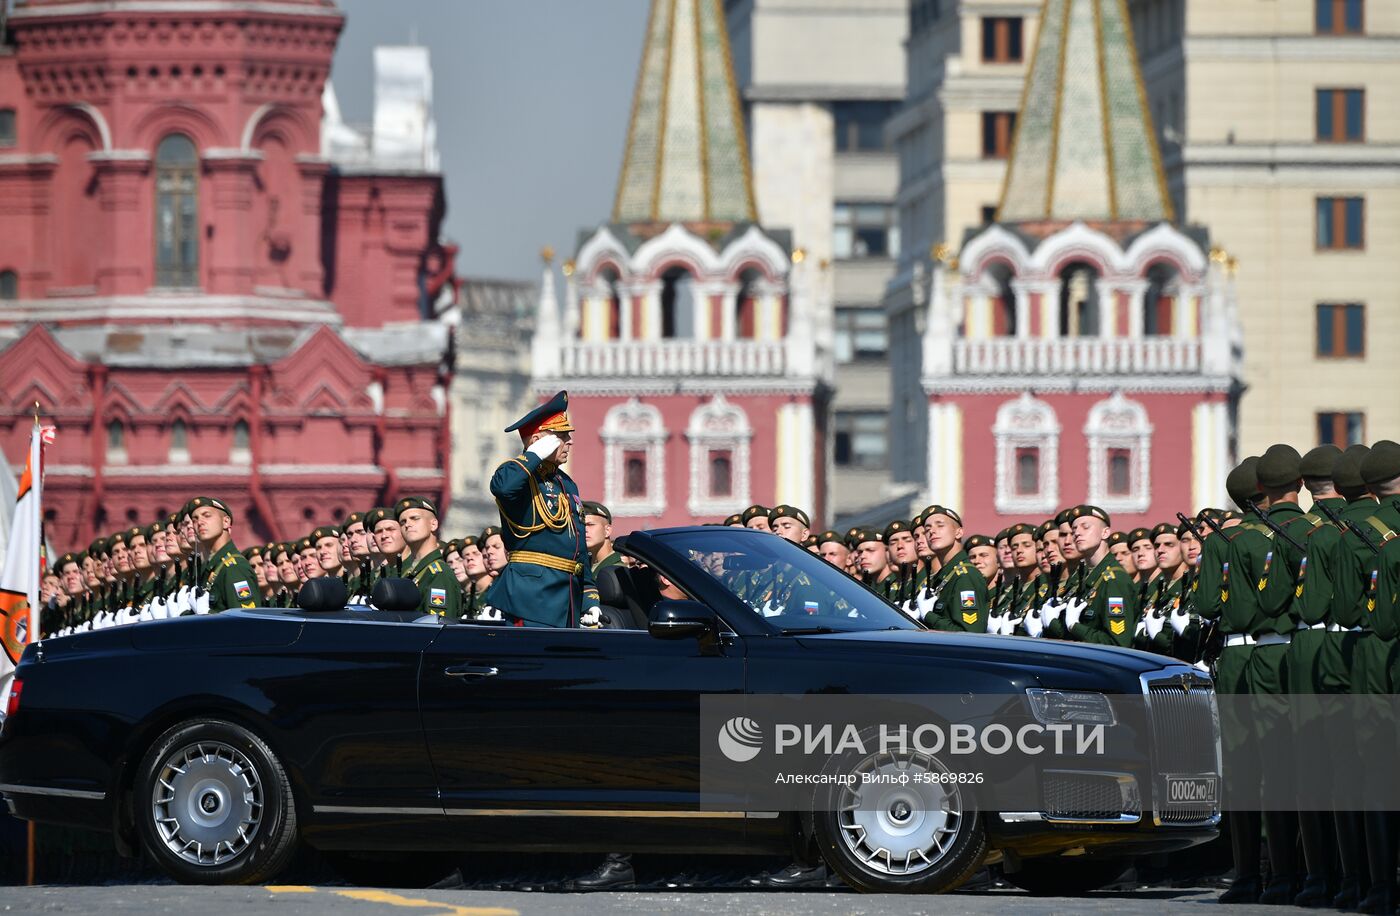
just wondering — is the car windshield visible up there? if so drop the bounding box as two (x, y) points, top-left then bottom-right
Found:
(653, 528), (921, 633)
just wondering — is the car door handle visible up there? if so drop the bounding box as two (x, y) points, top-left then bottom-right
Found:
(444, 664), (499, 679)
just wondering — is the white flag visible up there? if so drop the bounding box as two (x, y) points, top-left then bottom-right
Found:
(0, 425), (43, 706)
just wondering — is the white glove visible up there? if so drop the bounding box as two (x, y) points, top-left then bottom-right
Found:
(1002, 614), (1020, 636)
(1040, 599), (1062, 625)
(1024, 610), (1045, 638)
(761, 600), (782, 617)
(1145, 610), (1165, 640)
(1063, 597), (1086, 630)
(193, 590), (211, 615)
(915, 589), (937, 620)
(580, 607), (601, 627)
(987, 611), (1007, 636)
(527, 434), (563, 461)
(1170, 606), (1191, 636)
(1193, 660), (1211, 674)
(478, 605), (503, 621)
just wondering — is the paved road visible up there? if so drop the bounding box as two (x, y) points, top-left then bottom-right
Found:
(0, 883), (1265, 915)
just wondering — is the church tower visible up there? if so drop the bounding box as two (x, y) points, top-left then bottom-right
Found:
(889, 0), (1244, 527)
(531, 0), (833, 529)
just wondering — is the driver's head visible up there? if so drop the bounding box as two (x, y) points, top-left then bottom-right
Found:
(654, 569), (686, 601)
(582, 502), (613, 552)
(769, 505), (811, 544)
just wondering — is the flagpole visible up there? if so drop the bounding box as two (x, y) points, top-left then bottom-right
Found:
(26, 403), (39, 887)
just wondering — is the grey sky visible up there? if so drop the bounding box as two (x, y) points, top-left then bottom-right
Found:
(332, 0), (650, 282)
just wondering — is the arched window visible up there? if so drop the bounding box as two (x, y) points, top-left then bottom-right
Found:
(106, 419), (127, 464)
(1084, 392), (1154, 512)
(601, 398), (667, 517)
(169, 418), (190, 463)
(987, 262), (1016, 336)
(599, 266), (623, 340)
(0, 270), (16, 300)
(735, 267), (761, 339)
(231, 418), (251, 464)
(0, 109), (15, 148)
(1058, 261), (1101, 337)
(686, 395), (753, 515)
(993, 392), (1059, 513)
(155, 133), (199, 287)
(1143, 262), (1178, 336)
(660, 265), (696, 339)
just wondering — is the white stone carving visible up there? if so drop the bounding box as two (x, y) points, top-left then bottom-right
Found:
(1084, 391), (1154, 513)
(685, 395), (753, 516)
(601, 398), (668, 517)
(992, 392), (1060, 514)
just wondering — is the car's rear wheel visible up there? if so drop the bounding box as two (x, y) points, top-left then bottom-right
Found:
(135, 718), (298, 885)
(1003, 855), (1130, 895)
(813, 747), (987, 893)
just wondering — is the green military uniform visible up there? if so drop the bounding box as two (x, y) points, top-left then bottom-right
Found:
(921, 548), (988, 632)
(1069, 552), (1137, 646)
(205, 542), (259, 613)
(405, 546), (461, 620)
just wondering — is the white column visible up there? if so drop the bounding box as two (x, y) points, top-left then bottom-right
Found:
(1124, 279), (1149, 339)
(720, 285), (738, 341)
(1095, 280), (1116, 339)
(775, 401), (815, 512)
(925, 400), (963, 506)
(644, 283), (662, 341)
(1011, 279), (1032, 340)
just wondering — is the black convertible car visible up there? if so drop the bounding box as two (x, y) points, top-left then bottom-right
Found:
(0, 527), (1219, 894)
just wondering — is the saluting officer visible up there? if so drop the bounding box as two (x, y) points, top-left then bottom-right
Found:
(486, 391), (599, 627)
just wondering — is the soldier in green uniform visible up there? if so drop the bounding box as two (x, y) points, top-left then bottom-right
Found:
(918, 507), (988, 633)
(243, 543), (268, 606)
(742, 504), (773, 533)
(852, 528), (897, 603)
(311, 526), (345, 587)
(485, 392), (599, 627)
(396, 497), (460, 620)
(341, 512), (372, 602)
(814, 530), (850, 572)
(878, 521), (915, 608)
(963, 535), (998, 583)
(1136, 523), (1194, 657)
(272, 542), (299, 607)
(187, 496), (258, 613)
(583, 501), (623, 573)
(723, 514), (744, 527)
(460, 535), (494, 618)
(1054, 506), (1137, 646)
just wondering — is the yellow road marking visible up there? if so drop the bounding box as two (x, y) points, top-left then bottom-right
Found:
(266, 885), (318, 893)
(334, 888), (519, 916)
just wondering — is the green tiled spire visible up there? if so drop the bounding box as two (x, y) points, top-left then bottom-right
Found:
(613, 0), (758, 224)
(998, 0), (1172, 223)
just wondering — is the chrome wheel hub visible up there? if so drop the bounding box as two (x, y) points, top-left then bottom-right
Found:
(837, 750), (964, 876)
(151, 741), (263, 867)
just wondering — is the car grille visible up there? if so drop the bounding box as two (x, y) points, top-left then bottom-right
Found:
(1043, 772), (1137, 821)
(1146, 674), (1220, 824)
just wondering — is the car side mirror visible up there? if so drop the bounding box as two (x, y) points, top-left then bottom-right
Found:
(648, 599), (715, 640)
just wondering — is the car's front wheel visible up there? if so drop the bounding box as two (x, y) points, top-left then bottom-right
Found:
(813, 747), (987, 893)
(134, 718), (299, 885)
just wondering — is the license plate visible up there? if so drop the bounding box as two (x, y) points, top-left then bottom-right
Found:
(1166, 775), (1217, 805)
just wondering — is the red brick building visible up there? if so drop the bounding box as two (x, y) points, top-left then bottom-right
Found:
(0, 0), (453, 547)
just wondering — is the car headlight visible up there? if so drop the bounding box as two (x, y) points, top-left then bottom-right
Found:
(1025, 689), (1116, 726)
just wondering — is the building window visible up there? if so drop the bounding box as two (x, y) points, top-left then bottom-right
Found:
(231, 418), (252, 464)
(169, 418), (190, 464)
(660, 265), (697, 339)
(686, 395), (752, 516)
(1318, 412), (1365, 446)
(1084, 392), (1153, 513)
(1316, 303), (1365, 358)
(980, 205), (998, 225)
(994, 393), (1059, 514)
(834, 412), (888, 470)
(155, 133), (199, 287)
(832, 101), (900, 153)
(1015, 447), (1040, 496)
(981, 111), (1017, 159)
(106, 420), (127, 464)
(601, 398), (667, 517)
(1316, 196), (1364, 250)
(0, 109), (14, 148)
(1316, 0), (1363, 34)
(1316, 89), (1364, 142)
(834, 202), (900, 259)
(833, 307), (888, 363)
(981, 17), (1023, 63)
(0, 270), (16, 300)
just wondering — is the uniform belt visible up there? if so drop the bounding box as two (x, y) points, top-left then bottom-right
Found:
(509, 550), (584, 575)
(1328, 623), (1363, 633)
(1254, 632), (1291, 647)
(1223, 634), (1255, 648)
(1300, 621), (1327, 631)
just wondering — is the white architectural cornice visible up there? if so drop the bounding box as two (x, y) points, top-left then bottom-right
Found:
(922, 375), (1237, 395)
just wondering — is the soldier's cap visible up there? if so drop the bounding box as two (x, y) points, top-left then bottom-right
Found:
(741, 504), (771, 525)
(1300, 444), (1343, 479)
(273, 542), (295, 559)
(124, 525), (147, 543)
(963, 534), (995, 551)
(883, 520), (914, 542)
(311, 526), (342, 543)
(802, 535), (819, 548)
(1105, 532), (1127, 547)
(769, 505), (810, 528)
(1150, 523), (1178, 542)
(144, 521), (166, 539)
(505, 389), (574, 440)
(479, 526), (502, 543)
(1334, 444), (1371, 492)
(1176, 522), (1198, 539)
(1256, 444), (1303, 489)
(187, 496), (233, 520)
(1054, 508), (1074, 526)
(1006, 523), (1036, 540)
(815, 530), (846, 547)
(581, 501), (612, 523)
(264, 541), (279, 555)
(993, 528), (1011, 544)
(88, 537), (109, 557)
(394, 496), (438, 520)
(108, 529), (129, 547)
(1223, 510), (1240, 522)
(166, 512), (180, 528)
(365, 507), (396, 530)
(723, 514), (743, 527)
(854, 527), (884, 546)
(1126, 527), (1153, 547)
(442, 538), (463, 557)
(1375, 440), (1400, 450)
(297, 536), (315, 552)
(1196, 507), (1223, 524)
(922, 505), (963, 527)
(1225, 456), (1262, 509)
(1360, 441), (1400, 486)
(56, 551), (82, 570)
(1034, 521), (1057, 541)
(343, 511), (366, 529)
(243, 545), (264, 561)
(1071, 504), (1111, 526)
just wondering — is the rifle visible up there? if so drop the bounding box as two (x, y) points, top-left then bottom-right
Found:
(1243, 499), (1308, 553)
(1313, 499), (1383, 556)
(1192, 511), (1230, 540)
(1176, 512), (1207, 542)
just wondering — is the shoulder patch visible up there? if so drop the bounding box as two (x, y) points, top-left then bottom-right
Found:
(428, 561), (444, 574)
